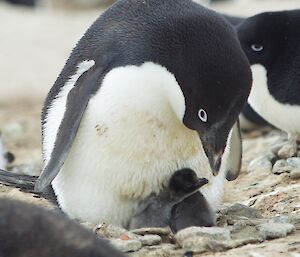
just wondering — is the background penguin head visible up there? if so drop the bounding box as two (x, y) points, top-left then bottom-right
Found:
(237, 10), (300, 105)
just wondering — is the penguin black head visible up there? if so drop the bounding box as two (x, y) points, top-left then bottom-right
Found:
(237, 10), (300, 105)
(169, 168), (208, 198)
(160, 6), (253, 174)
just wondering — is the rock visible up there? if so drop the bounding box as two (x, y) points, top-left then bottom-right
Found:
(257, 222), (295, 240)
(175, 227), (231, 247)
(271, 141), (287, 155)
(248, 156), (272, 173)
(286, 157), (300, 169)
(95, 223), (137, 240)
(11, 164), (41, 176)
(139, 235), (162, 246)
(277, 141), (297, 159)
(110, 238), (142, 253)
(219, 203), (263, 219)
(272, 160), (292, 174)
(290, 169), (300, 180)
(130, 227), (171, 236)
(130, 244), (176, 257)
(270, 215), (291, 224)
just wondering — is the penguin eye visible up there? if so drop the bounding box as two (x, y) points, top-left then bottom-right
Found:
(198, 109), (207, 122)
(251, 44), (264, 52)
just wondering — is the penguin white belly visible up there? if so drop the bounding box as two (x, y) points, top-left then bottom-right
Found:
(49, 63), (225, 226)
(249, 64), (300, 138)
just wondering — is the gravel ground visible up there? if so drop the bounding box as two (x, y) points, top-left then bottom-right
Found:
(1, 0), (300, 256)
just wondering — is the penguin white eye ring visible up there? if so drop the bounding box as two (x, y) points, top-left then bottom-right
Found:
(251, 44), (264, 52)
(198, 109), (208, 122)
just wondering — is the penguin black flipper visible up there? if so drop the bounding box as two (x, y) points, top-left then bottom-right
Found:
(35, 63), (111, 192)
(221, 119), (242, 181)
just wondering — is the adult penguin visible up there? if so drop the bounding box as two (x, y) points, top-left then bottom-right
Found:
(35, 0), (252, 226)
(237, 10), (300, 140)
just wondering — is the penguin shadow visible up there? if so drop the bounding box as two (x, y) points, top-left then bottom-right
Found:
(0, 198), (125, 257)
(128, 168), (216, 233)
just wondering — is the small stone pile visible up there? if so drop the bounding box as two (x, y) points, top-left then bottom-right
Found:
(248, 138), (300, 180)
(90, 204), (299, 256)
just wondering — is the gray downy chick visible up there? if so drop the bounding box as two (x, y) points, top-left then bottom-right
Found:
(128, 168), (210, 230)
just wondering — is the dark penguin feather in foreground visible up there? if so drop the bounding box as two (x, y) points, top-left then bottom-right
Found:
(0, 198), (125, 257)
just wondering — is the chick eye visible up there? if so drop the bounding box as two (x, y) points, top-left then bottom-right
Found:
(251, 44), (264, 52)
(198, 109), (207, 122)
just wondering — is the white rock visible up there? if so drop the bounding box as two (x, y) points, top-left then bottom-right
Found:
(272, 160), (292, 174)
(290, 169), (300, 180)
(175, 227), (231, 247)
(110, 238), (142, 253)
(286, 158), (300, 169)
(277, 141), (297, 159)
(248, 156), (272, 173)
(139, 235), (162, 246)
(257, 222), (295, 240)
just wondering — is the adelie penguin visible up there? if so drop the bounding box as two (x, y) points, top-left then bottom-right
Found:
(129, 168), (216, 232)
(237, 10), (300, 140)
(223, 14), (270, 132)
(0, 198), (125, 257)
(34, 0), (251, 226)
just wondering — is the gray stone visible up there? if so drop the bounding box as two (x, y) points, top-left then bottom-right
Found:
(277, 141), (297, 159)
(110, 238), (142, 253)
(175, 227), (231, 247)
(139, 235), (162, 246)
(257, 222), (295, 240)
(270, 215), (291, 224)
(271, 141), (286, 155)
(286, 157), (300, 169)
(248, 156), (272, 173)
(272, 160), (292, 174)
(95, 223), (137, 240)
(219, 203), (263, 219)
(290, 169), (300, 180)
(130, 244), (177, 257)
(130, 227), (171, 236)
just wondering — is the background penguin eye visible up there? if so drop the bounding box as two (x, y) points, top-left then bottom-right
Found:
(251, 44), (264, 52)
(198, 109), (208, 122)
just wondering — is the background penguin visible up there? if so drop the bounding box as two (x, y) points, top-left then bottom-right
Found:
(222, 14), (271, 132)
(35, 0), (252, 227)
(0, 132), (14, 170)
(128, 168), (214, 231)
(237, 9), (300, 140)
(0, 198), (125, 257)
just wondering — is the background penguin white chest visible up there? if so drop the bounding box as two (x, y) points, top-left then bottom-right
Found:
(47, 63), (225, 226)
(249, 64), (300, 139)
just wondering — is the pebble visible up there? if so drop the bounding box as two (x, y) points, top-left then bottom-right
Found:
(130, 227), (171, 236)
(248, 156), (272, 173)
(219, 203), (263, 219)
(277, 141), (297, 159)
(257, 222), (295, 240)
(110, 238), (142, 253)
(139, 235), (162, 246)
(290, 169), (300, 180)
(272, 160), (292, 174)
(95, 223), (137, 240)
(175, 227), (231, 247)
(286, 157), (300, 169)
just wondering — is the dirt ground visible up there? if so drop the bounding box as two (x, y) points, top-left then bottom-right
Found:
(0, 0), (300, 256)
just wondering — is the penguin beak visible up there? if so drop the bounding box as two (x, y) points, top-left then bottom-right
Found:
(199, 130), (227, 176)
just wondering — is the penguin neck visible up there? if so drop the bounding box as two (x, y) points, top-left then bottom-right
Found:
(100, 62), (186, 125)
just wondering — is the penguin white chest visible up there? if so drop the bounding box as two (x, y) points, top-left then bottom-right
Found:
(248, 64), (300, 138)
(50, 63), (224, 226)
